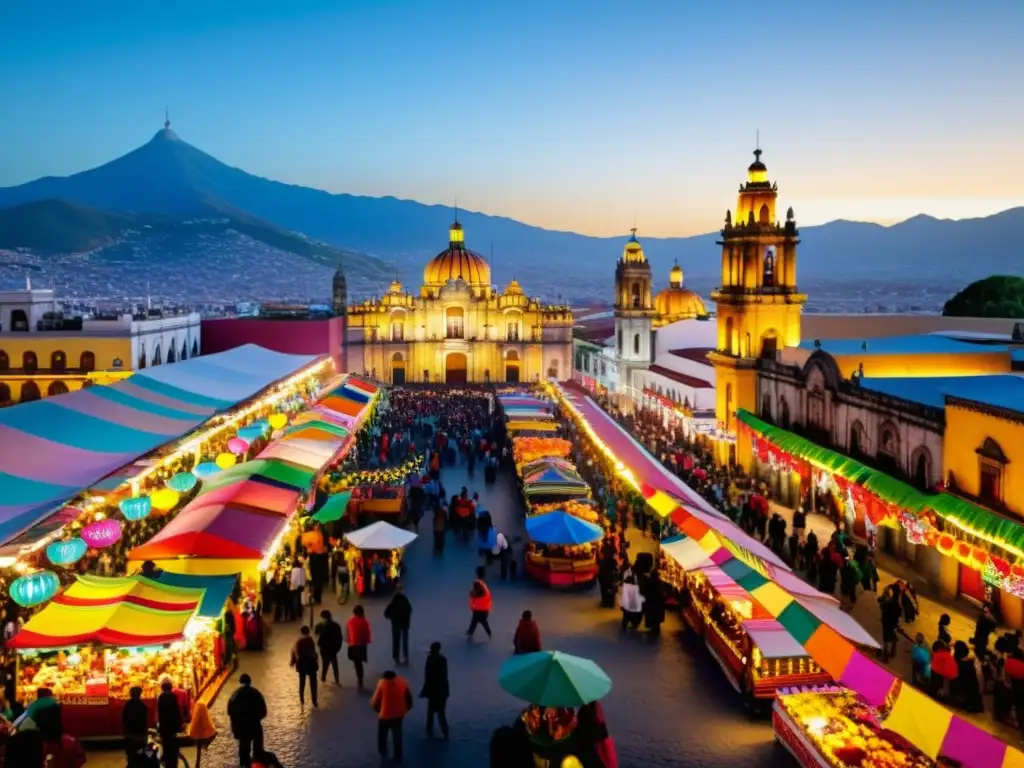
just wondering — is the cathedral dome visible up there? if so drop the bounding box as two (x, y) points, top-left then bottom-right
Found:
(654, 261), (706, 323)
(504, 277), (523, 295)
(423, 221), (491, 287)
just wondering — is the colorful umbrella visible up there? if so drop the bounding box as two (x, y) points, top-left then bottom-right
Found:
(525, 510), (603, 545)
(499, 651), (611, 707)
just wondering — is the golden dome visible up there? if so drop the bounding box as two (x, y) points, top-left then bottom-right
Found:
(655, 264), (706, 324)
(504, 277), (523, 295)
(423, 220), (491, 287)
(622, 228), (646, 264)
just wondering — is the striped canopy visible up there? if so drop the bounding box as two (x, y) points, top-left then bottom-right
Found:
(0, 345), (319, 546)
(8, 574), (204, 649)
(192, 476), (301, 515)
(129, 503), (289, 561)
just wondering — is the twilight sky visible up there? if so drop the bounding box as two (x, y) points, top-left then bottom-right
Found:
(0, 0), (1021, 237)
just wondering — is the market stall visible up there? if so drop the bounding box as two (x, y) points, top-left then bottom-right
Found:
(531, 498), (601, 524)
(523, 466), (591, 503)
(513, 437), (573, 466)
(9, 574), (223, 740)
(343, 522), (417, 595)
(525, 510), (602, 588)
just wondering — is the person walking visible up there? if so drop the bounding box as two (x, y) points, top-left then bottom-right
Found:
(420, 642), (450, 740)
(513, 610), (542, 654)
(371, 670), (414, 762)
(384, 582), (413, 665)
(290, 625), (319, 708)
(346, 604), (372, 689)
(121, 685), (148, 763)
(227, 673), (267, 768)
(466, 566), (493, 640)
(315, 609), (343, 685)
(289, 559), (307, 620)
(156, 679), (182, 768)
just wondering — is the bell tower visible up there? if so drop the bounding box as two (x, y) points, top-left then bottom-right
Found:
(614, 228), (655, 393)
(708, 147), (806, 465)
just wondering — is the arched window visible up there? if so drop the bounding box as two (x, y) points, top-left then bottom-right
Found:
(779, 395), (791, 429)
(181, 343), (188, 361)
(763, 248), (776, 288)
(877, 421), (901, 474)
(978, 437), (1008, 505)
(807, 385), (826, 429)
(22, 351), (38, 373)
(725, 383), (733, 431)
(617, 329), (623, 354)
(911, 446), (932, 489)
(191, 339), (199, 358)
(80, 351), (95, 372)
(761, 393), (772, 422)
(631, 282), (641, 308)
(153, 344), (163, 365)
(167, 345), (177, 363)
(633, 334), (640, 355)
(445, 307), (464, 339)
(723, 317), (734, 355)
(0, 350), (8, 372)
(0, 382), (10, 404)
(9, 309), (29, 331)
(760, 331), (778, 359)
(138, 349), (147, 369)
(547, 358), (560, 379)
(47, 380), (69, 397)
(51, 350), (67, 372)
(20, 381), (40, 402)
(758, 203), (770, 225)
(849, 420), (866, 456)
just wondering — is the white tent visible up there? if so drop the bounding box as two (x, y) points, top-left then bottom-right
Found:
(344, 521), (418, 551)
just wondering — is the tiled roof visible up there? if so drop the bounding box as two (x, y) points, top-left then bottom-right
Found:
(648, 364), (713, 389)
(667, 347), (714, 366)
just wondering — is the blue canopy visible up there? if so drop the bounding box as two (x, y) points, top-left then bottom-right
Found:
(525, 510), (604, 545)
(150, 571), (237, 619)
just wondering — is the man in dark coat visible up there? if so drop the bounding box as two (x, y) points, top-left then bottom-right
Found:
(227, 673), (268, 768)
(420, 642), (450, 740)
(156, 680), (182, 768)
(384, 583), (413, 665)
(315, 609), (344, 685)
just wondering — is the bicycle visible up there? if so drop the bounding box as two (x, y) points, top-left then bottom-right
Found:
(130, 729), (190, 768)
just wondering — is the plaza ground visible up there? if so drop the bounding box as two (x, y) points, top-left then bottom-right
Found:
(89, 461), (790, 768)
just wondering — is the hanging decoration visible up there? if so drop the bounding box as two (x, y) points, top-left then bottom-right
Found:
(82, 519), (123, 548)
(167, 472), (198, 493)
(228, 437), (250, 454)
(192, 462), (221, 479)
(269, 413), (288, 430)
(118, 496), (153, 522)
(151, 488), (180, 511)
(215, 452), (237, 470)
(46, 538), (88, 567)
(237, 426), (264, 443)
(937, 534), (955, 556)
(251, 418), (271, 434)
(10, 571), (61, 608)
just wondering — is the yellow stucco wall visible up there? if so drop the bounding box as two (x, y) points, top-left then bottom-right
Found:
(0, 336), (133, 372)
(943, 402), (1024, 518)
(357, 341), (550, 384)
(833, 350), (1011, 379)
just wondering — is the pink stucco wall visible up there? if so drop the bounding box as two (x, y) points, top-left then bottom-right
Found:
(201, 317), (347, 370)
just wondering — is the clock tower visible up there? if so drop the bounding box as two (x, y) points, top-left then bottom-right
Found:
(613, 229), (655, 395)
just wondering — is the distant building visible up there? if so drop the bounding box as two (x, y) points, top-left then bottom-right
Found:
(345, 218), (573, 384)
(0, 284), (201, 405)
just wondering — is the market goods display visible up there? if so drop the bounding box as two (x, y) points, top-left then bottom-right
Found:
(531, 499), (601, 524)
(513, 437), (573, 465)
(776, 689), (935, 768)
(521, 705), (578, 746)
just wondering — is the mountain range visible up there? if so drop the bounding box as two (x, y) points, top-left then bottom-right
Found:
(1, 124), (1022, 308)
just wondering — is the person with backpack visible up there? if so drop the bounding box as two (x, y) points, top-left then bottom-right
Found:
(290, 625), (319, 707)
(315, 609), (344, 685)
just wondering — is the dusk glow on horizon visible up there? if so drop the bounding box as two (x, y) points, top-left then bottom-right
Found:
(1, 0), (1021, 237)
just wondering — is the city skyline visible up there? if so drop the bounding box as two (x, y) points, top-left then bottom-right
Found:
(1, 0), (1022, 237)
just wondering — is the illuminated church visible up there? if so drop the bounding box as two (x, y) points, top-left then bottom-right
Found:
(345, 218), (573, 384)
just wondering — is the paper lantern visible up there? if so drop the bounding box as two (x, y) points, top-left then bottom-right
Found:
(119, 496), (153, 522)
(269, 413), (288, 430)
(937, 534), (955, 555)
(228, 437), (250, 454)
(10, 571), (60, 608)
(151, 488), (180, 511)
(82, 519), (123, 548)
(251, 418), (271, 433)
(167, 472), (198, 493)
(192, 462), (220, 478)
(216, 452), (237, 470)
(46, 538), (88, 567)
(237, 427), (264, 442)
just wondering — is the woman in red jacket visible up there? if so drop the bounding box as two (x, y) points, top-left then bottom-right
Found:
(346, 604), (372, 688)
(513, 610), (541, 655)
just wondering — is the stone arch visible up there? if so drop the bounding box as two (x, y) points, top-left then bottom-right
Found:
(445, 306), (465, 339)
(802, 352), (843, 391)
(22, 351), (38, 373)
(761, 392), (773, 421)
(51, 350), (67, 372)
(80, 351), (95, 372)
(0, 349), (8, 371)
(505, 349), (521, 383)
(391, 351), (406, 385)
(445, 352), (468, 384)
(20, 380), (41, 403)
(849, 419), (867, 455)
(47, 380), (69, 397)
(878, 420), (900, 456)
(167, 345), (177, 364)
(191, 339), (199, 357)
(0, 382), (10, 404)
(758, 203), (770, 225)
(389, 308), (407, 341)
(153, 344), (162, 366)
(778, 394), (791, 429)
(763, 246), (776, 288)
(760, 329), (779, 359)
(139, 348), (147, 369)
(181, 343), (188, 361)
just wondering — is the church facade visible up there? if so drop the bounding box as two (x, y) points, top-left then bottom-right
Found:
(345, 220), (573, 384)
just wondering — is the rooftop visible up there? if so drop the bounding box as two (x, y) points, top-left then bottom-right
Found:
(647, 364), (713, 389)
(667, 347), (714, 367)
(800, 334), (1008, 357)
(860, 374), (1024, 414)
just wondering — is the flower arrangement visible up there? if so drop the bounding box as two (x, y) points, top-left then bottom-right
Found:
(521, 705), (578, 745)
(513, 437), (573, 466)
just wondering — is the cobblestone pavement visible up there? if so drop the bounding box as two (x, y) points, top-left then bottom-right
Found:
(89, 463), (791, 767)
